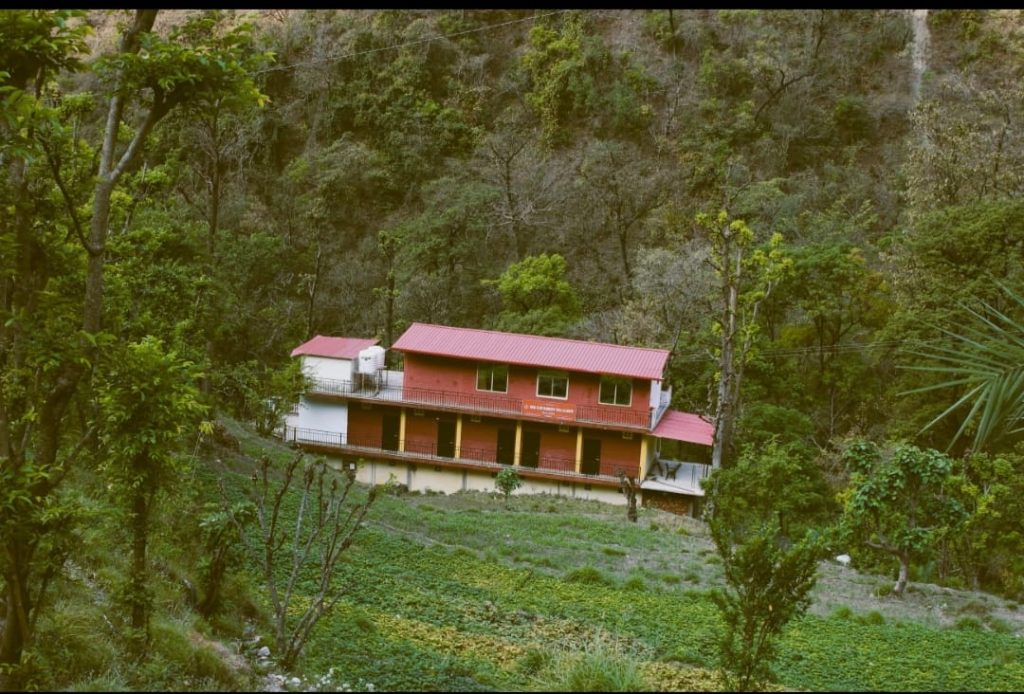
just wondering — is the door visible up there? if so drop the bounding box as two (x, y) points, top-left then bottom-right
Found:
(521, 430), (541, 468)
(496, 428), (516, 466)
(381, 412), (400, 451)
(582, 437), (601, 475)
(436, 419), (456, 458)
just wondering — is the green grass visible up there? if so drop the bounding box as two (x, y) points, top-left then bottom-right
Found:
(207, 421), (1024, 692)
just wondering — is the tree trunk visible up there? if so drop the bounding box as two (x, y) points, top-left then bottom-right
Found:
(129, 486), (151, 650)
(894, 553), (910, 597)
(0, 542), (32, 691)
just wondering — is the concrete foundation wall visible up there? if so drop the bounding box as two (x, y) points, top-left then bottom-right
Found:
(345, 458), (626, 505)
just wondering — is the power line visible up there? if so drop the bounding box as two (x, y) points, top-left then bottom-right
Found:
(257, 10), (572, 76)
(669, 338), (937, 364)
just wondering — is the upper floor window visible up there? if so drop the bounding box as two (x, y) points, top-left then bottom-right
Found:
(537, 370), (569, 399)
(476, 363), (508, 393)
(599, 376), (632, 406)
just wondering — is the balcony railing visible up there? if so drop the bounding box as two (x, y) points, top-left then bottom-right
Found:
(284, 426), (635, 484)
(306, 376), (653, 430)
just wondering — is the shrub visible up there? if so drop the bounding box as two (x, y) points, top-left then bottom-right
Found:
(858, 611), (886, 626)
(565, 566), (613, 586)
(602, 546), (626, 557)
(986, 617), (1012, 634)
(956, 599), (989, 616)
(831, 605), (854, 620)
(532, 639), (649, 692)
(662, 574), (682, 585)
(954, 616), (984, 631)
(624, 576), (646, 591)
(496, 468), (523, 507)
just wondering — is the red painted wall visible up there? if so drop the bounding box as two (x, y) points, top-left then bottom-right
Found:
(404, 410), (437, 455)
(588, 429), (641, 477)
(402, 353), (652, 416)
(348, 404), (384, 447)
(534, 423), (577, 472)
(460, 416), (504, 462)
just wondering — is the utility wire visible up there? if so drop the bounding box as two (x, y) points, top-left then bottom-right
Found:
(257, 10), (572, 75)
(669, 338), (937, 364)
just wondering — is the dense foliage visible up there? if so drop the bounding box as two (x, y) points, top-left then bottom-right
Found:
(2, 8), (1024, 690)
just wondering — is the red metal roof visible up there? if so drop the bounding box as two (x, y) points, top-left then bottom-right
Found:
(391, 323), (670, 380)
(291, 335), (378, 360)
(652, 410), (714, 446)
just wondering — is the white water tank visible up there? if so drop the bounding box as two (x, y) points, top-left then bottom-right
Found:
(357, 345), (386, 375)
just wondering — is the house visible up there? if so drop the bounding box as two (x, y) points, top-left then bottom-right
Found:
(283, 323), (714, 515)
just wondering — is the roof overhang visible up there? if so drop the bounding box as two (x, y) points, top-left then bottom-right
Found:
(652, 410), (714, 446)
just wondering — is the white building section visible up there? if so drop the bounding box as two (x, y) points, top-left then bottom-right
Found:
(300, 355), (354, 382)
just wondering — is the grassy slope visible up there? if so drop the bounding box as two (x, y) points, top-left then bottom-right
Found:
(217, 420), (1024, 692)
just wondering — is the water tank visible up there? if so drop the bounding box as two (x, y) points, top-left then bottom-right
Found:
(357, 345), (386, 375)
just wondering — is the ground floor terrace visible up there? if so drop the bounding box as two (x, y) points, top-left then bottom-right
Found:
(283, 400), (712, 513)
(287, 398), (645, 477)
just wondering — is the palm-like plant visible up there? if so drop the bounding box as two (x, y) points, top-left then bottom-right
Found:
(903, 285), (1024, 453)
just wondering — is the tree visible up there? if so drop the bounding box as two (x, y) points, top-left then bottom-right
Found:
(695, 210), (789, 469)
(238, 454), (378, 671)
(495, 468), (522, 507)
(0, 11), (90, 679)
(839, 439), (965, 596)
(704, 441), (835, 541)
(618, 472), (639, 522)
(1, 9), (266, 677)
(707, 518), (820, 692)
(96, 337), (206, 651)
(484, 253), (581, 336)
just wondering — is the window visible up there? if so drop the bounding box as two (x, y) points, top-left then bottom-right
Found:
(476, 363), (508, 392)
(537, 370), (569, 399)
(599, 376), (632, 406)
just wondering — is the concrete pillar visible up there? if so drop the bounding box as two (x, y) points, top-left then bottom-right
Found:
(639, 436), (649, 480)
(399, 408), (407, 452)
(455, 413), (463, 459)
(575, 427), (583, 473)
(513, 420), (523, 466)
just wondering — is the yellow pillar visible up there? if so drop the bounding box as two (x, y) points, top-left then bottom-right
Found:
(639, 436), (649, 480)
(455, 414), (463, 459)
(575, 427), (583, 473)
(513, 420), (523, 466)
(399, 408), (407, 452)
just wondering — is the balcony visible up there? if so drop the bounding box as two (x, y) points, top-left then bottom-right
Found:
(284, 426), (634, 487)
(305, 374), (654, 431)
(642, 458), (711, 496)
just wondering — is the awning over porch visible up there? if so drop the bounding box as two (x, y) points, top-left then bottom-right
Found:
(652, 410), (714, 446)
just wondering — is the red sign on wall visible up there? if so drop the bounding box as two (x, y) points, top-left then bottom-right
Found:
(522, 399), (577, 422)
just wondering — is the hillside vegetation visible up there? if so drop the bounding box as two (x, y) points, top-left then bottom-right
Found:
(3, 9), (1024, 691)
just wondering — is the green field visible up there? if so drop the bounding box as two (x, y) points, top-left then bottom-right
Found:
(213, 425), (1024, 692)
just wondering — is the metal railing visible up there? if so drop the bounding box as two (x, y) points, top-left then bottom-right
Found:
(306, 376), (653, 430)
(646, 458), (711, 492)
(284, 426), (636, 483)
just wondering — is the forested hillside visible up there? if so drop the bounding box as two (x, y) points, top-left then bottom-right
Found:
(2, 9), (1024, 691)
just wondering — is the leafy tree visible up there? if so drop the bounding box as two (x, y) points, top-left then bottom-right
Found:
(484, 253), (581, 336)
(695, 210), (790, 469)
(704, 441), (835, 541)
(707, 516), (820, 692)
(839, 439), (966, 596)
(196, 497), (255, 618)
(495, 468), (522, 507)
(947, 452), (1024, 596)
(0, 11), (90, 679)
(96, 337), (205, 651)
